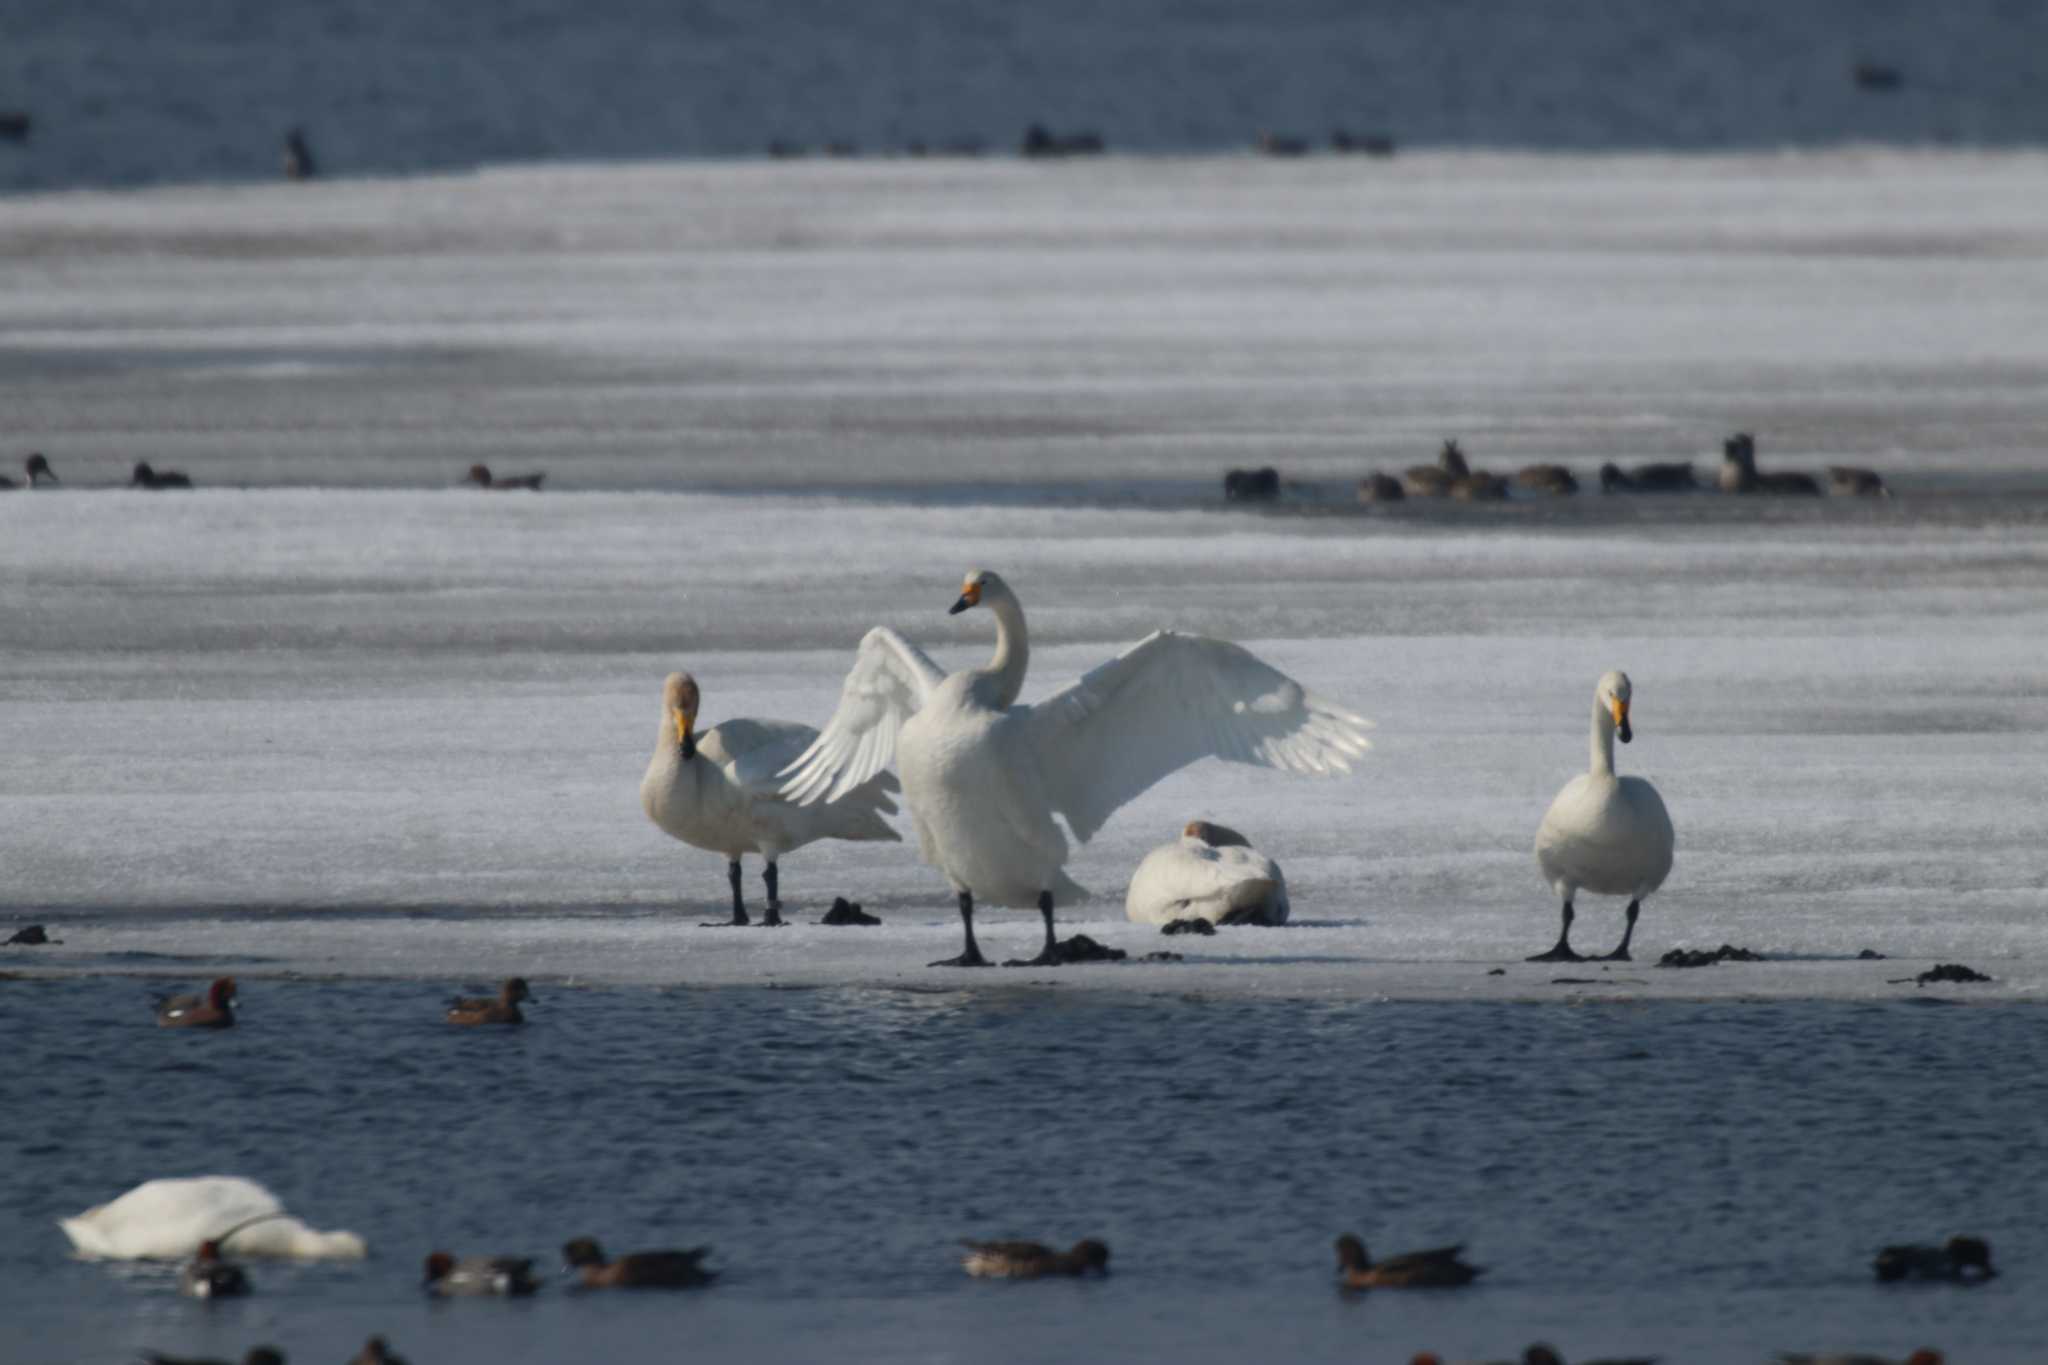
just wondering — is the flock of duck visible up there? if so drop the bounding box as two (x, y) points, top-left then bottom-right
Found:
(1223, 432), (1892, 505)
(0, 452), (191, 489)
(67, 1167), (1975, 1365)
(0, 454), (551, 491)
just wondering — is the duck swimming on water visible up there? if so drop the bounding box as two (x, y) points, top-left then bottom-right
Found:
(423, 1251), (540, 1296)
(960, 1237), (1110, 1278)
(1334, 1233), (1482, 1288)
(156, 977), (236, 1029)
(562, 1236), (715, 1288)
(445, 977), (532, 1025)
(1873, 1235), (1994, 1282)
(179, 1240), (252, 1298)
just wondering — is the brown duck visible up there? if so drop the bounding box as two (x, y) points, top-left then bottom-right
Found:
(156, 977), (236, 1029)
(562, 1236), (715, 1288)
(1402, 439), (1469, 496)
(1334, 1232), (1482, 1288)
(446, 977), (532, 1026)
(960, 1237), (1111, 1278)
(1515, 464), (1579, 495)
(1357, 472), (1405, 503)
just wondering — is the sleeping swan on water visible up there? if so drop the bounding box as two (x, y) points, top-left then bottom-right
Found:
(59, 1175), (367, 1260)
(1125, 820), (1290, 925)
(1529, 670), (1674, 962)
(780, 569), (1370, 966)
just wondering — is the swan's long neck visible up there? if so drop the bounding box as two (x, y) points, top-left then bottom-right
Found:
(653, 709), (684, 767)
(980, 591), (1030, 709)
(1589, 702), (1616, 777)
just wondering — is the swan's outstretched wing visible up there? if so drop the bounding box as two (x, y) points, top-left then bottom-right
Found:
(1027, 630), (1372, 843)
(708, 719), (823, 796)
(779, 627), (946, 804)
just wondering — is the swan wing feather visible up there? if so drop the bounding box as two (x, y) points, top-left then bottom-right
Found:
(1027, 630), (1372, 843)
(779, 627), (946, 804)
(706, 718), (823, 795)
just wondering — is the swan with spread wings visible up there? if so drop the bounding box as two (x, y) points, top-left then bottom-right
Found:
(779, 569), (1373, 966)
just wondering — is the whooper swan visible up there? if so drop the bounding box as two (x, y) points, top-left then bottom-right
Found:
(1529, 670), (1674, 962)
(780, 570), (1371, 966)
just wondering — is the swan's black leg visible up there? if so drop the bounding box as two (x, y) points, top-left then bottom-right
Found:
(929, 891), (991, 967)
(702, 858), (750, 926)
(760, 861), (784, 927)
(1005, 892), (1063, 967)
(1594, 900), (1640, 961)
(1527, 899), (1583, 962)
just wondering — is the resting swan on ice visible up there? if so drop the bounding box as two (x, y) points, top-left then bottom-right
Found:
(1529, 671), (1674, 962)
(780, 570), (1370, 966)
(60, 1175), (367, 1260)
(642, 671), (901, 925)
(1125, 820), (1290, 925)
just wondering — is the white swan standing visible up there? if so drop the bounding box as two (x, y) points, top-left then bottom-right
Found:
(641, 672), (901, 926)
(780, 570), (1371, 966)
(1529, 670), (1674, 962)
(59, 1176), (367, 1260)
(1125, 820), (1290, 925)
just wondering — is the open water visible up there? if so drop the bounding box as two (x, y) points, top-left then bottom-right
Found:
(7, 978), (2041, 1364)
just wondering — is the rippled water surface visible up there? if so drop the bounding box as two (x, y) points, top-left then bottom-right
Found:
(5, 979), (2041, 1364)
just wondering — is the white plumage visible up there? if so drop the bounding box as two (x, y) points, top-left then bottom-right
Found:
(58, 1175), (367, 1260)
(641, 671), (900, 925)
(1529, 670), (1675, 962)
(781, 570), (1370, 965)
(1125, 820), (1290, 926)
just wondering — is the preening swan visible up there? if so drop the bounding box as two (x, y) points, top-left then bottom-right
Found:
(1530, 671), (1674, 962)
(1125, 819), (1290, 925)
(642, 672), (900, 925)
(780, 570), (1371, 966)
(59, 1175), (367, 1260)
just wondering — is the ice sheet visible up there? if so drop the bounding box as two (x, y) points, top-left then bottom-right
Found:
(3, 152), (2048, 493)
(2, 488), (2042, 1001)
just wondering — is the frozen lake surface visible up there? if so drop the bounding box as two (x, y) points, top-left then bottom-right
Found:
(2, 484), (2043, 1002)
(1, 152), (2045, 1361)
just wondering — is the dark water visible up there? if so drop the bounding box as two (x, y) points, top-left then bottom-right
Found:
(4, 977), (2042, 1363)
(3, 0), (2047, 193)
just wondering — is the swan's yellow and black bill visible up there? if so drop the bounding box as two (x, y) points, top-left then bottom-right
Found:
(1612, 697), (1632, 744)
(674, 704), (697, 759)
(949, 580), (982, 614)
